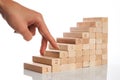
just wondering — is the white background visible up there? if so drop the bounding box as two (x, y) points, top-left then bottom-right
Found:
(0, 0), (120, 80)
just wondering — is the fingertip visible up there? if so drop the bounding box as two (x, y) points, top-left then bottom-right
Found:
(51, 42), (59, 50)
(40, 49), (44, 56)
(23, 35), (32, 41)
(54, 45), (59, 50)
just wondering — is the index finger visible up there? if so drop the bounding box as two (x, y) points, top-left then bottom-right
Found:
(36, 17), (59, 50)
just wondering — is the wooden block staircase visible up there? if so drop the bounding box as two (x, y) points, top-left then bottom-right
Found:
(24, 17), (108, 73)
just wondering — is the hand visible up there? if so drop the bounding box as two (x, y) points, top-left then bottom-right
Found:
(0, 0), (59, 55)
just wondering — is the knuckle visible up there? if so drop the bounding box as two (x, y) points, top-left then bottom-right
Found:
(35, 13), (43, 22)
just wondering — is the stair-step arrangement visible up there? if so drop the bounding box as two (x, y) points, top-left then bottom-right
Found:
(24, 17), (108, 74)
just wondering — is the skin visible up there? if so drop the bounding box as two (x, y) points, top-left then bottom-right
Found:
(0, 0), (59, 55)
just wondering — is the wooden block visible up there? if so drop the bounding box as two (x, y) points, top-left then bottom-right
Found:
(70, 27), (89, 32)
(89, 49), (96, 55)
(102, 38), (108, 43)
(24, 62), (51, 73)
(83, 61), (89, 67)
(96, 39), (102, 44)
(82, 44), (89, 49)
(96, 44), (102, 49)
(82, 50), (89, 56)
(90, 61), (95, 66)
(95, 27), (103, 32)
(57, 37), (80, 44)
(103, 25), (108, 33)
(103, 21), (108, 27)
(89, 28), (96, 32)
(90, 55), (96, 61)
(95, 32), (102, 39)
(89, 44), (95, 49)
(96, 55), (102, 60)
(73, 44), (83, 50)
(102, 48), (107, 54)
(52, 65), (60, 72)
(60, 64), (69, 71)
(102, 54), (107, 60)
(102, 59), (107, 65)
(68, 63), (76, 70)
(81, 39), (89, 44)
(102, 44), (107, 49)
(68, 57), (76, 64)
(83, 17), (108, 22)
(90, 60), (102, 66)
(102, 27), (108, 33)
(82, 32), (89, 38)
(75, 50), (82, 57)
(102, 33), (108, 43)
(102, 33), (108, 38)
(76, 56), (83, 63)
(84, 22), (103, 28)
(33, 56), (60, 66)
(89, 32), (95, 38)
(77, 22), (97, 27)
(49, 43), (82, 51)
(68, 51), (76, 57)
(60, 64), (76, 71)
(63, 32), (82, 38)
(89, 39), (96, 44)
(63, 32), (89, 38)
(76, 63), (82, 68)
(57, 38), (89, 44)
(44, 50), (68, 58)
(96, 50), (102, 55)
(60, 58), (69, 64)
(83, 55), (90, 62)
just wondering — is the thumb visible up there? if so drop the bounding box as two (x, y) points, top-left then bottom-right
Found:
(19, 27), (33, 41)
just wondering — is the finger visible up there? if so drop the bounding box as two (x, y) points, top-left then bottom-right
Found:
(28, 24), (36, 36)
(18, 25), (33, 41)
(40, 36), (47, 55)
(36, 18), (59, 50)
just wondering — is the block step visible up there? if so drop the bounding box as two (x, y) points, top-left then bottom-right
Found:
(33, 56), (60, 66)
(83, 17), (108, 22)
(24, 62), (51, 73)
(70, 27), (90, 32)
(63, 32), (89, 38)
(44, 50), (68, 58)
(77, 22), (97, 27)
(57, 37), (89, 44)
(49, 43), (82, 51)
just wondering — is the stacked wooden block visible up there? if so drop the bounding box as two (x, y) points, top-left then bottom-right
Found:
(24, 17), (108, 73)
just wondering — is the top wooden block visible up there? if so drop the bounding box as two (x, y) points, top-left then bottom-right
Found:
(83, 17), (108, 22)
